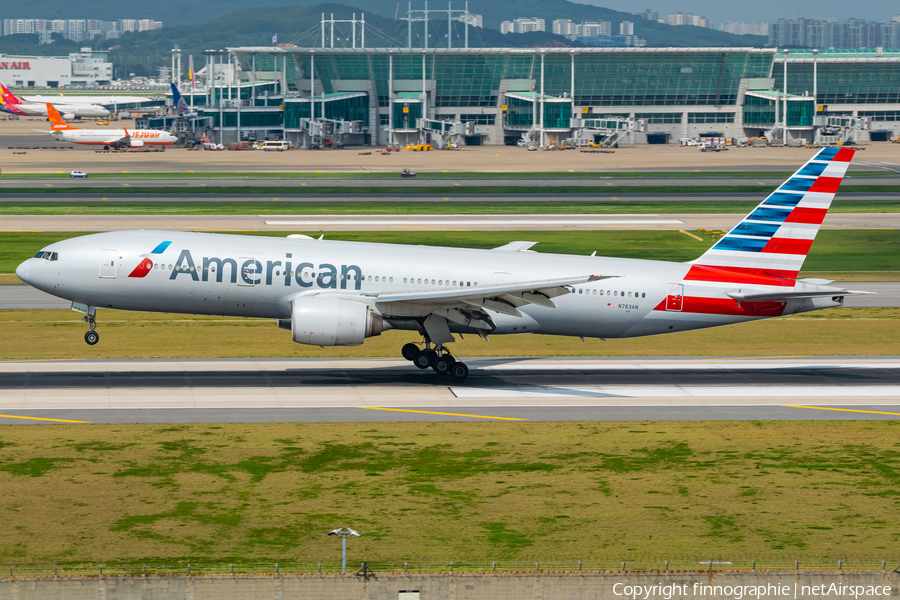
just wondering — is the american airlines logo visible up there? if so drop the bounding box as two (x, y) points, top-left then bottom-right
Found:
(0, 62), (30, 70)
(135, 247), (363, 290)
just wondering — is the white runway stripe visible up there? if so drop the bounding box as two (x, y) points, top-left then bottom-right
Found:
(451, 385), (900, 399)
(263, 219), (686, 226)
(476, 362), (900, 371)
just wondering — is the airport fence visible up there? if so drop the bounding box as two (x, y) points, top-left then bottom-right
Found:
(2, 558), (897, 577)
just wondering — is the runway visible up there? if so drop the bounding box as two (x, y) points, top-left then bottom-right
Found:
(2, 212), (898, 232)
(1, 282), (896, 310)
(0, 357), (898, 423)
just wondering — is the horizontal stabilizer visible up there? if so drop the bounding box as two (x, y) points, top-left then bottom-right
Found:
(727, 283), (875, 303)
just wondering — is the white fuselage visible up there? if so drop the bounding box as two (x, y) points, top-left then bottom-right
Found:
(14, 103), (109, 118)
(16, 231), (841, 342)
(51, 128), (177, 146)
(23, 94), (154, 105)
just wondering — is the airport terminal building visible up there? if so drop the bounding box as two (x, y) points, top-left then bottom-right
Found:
(177, 46), (900, 147)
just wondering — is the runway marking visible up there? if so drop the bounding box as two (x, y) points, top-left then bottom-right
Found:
(395, 227), (470, 231)
(0, 414), (90, 423)
(0, 229), (41, 232)
(784, 405), (900, 416)
(265, 220), (684, 226)
(679, 229), (703, 241)
(186, 227), (253, 232)
(44, 184), (52, 187)
(122, 184), (130, 187)
(452, 385), (900, 399)
(359, 407), (527, 421)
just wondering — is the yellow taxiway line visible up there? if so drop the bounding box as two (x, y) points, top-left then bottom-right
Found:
(0, 414), (90, 423)
(784, 405), (900, 417)
(359, 407), (526, 421)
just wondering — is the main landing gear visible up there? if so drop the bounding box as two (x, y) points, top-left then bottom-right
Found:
(401, 341), (469, 380)
(83, 314), (99, 345)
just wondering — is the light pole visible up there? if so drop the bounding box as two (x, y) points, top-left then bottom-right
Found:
(782, 49), (790, 145)
(812, 49), (819, 110)
(328, 527), (360, 573)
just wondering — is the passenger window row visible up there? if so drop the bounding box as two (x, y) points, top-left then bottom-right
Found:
(578, 288), (647, 298)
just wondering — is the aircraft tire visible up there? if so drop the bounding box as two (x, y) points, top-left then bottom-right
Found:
(401, 343), (419, 361)
(84, 331), (99, 345)
(449, 362), (469, 380)
(432, 357), (451, 375)
(413, 350), (434, 370)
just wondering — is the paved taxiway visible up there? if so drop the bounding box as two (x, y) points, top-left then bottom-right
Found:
(2, 212), (897, 232)
(2, 282), (896, 310)
(2, 176), (899, 189)
(0, 357), (898, 423)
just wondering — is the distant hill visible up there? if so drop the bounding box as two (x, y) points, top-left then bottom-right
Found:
(1, 2), (765, 77)
(16, 0), (765, 45)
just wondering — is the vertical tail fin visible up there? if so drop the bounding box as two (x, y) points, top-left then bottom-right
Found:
(170, 82), (189, 116)
(46, 103), (78, 131)
(0, 83), (22, 105)
(688, 147), (855, 285)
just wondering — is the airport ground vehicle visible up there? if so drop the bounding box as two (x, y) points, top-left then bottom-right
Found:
(15, 148), (871, 380)
(259, 141), (291, 151)
(69, 170), (88, 178)
(401, 168), (416, 178)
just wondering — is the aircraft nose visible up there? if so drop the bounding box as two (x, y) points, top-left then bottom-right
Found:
(15, 259), (30, 284)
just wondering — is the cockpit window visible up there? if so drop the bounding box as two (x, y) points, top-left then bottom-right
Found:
(33, 251), (45, 259)
(50, 252), (58, 261)
(33, 251), (58, 261)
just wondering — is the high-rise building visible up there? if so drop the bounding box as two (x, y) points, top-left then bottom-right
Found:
(620, 21), (635, 35)
(458, 13), (482, 28)
(581, 21), (611, 37)
(666, 12), (710, 28)
(637, 9), (658, 22)
(500, 17), (545, 34)
(552, 19), (577, 37)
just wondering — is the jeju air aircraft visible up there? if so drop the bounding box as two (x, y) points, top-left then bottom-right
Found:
(15, 148), (872, 380)
(0, 82), (109, 119)
(41, 103), (176, 149)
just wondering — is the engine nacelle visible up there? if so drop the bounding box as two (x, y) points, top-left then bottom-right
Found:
(128, 139), (144, 148)
(278, 296), (383, 346)
(62, 113), (75, 120)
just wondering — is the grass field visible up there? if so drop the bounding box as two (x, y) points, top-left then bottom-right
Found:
(0, 307), (896, 360)
(2, 185), (899, 197)
(2, 230), (899, 276)
(0, 421), (897, 567)
(1, 199), (898, 216)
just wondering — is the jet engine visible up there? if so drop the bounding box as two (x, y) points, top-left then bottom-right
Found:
(128, 139), (144, 148)
(62, 113), (75, 120)
(277, 296), (384, 346)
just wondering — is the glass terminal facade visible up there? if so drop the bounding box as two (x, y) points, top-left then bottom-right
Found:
(188, 47), (900, 146)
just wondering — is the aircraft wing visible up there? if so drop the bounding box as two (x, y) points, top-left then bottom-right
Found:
(102, 134), (131, 145)
(368, 274), (614, 314)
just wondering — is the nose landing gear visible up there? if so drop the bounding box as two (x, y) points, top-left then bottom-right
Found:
(83, 314), (99, 345)
(401, 340), (469, 380)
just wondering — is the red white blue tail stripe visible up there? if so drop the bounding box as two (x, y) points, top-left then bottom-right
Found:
(687, 147), (854, 286)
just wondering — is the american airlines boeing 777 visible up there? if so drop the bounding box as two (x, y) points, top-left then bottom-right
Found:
(16, 148), (872, 380)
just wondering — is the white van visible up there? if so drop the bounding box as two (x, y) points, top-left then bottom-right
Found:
(259, 141), (291, 151)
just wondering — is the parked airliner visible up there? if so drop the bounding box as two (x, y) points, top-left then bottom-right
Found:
(0, 82), (109, 119)
(15, 148), (871, 380)
(41, 103), (177, 149)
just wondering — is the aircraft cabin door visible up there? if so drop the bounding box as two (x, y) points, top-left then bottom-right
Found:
(666, 283), (684, 311)
(494, 272), (511, 285)
(238, 257), (259, 287)
(99, 249), (117, 279)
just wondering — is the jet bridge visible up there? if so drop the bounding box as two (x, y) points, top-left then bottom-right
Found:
(568, 116), (646, 147)
(417, 118), (475, 149)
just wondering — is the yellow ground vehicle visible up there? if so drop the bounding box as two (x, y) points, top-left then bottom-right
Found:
(94, 120), (109, 126)
(404, 143), (433, 151)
